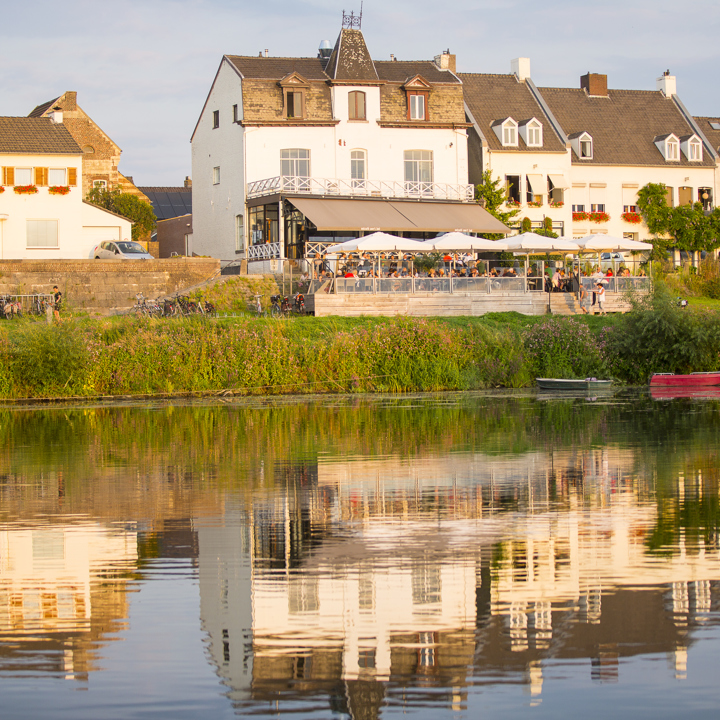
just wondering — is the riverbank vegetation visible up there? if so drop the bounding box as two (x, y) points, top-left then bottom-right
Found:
(0, 283), (718, 399)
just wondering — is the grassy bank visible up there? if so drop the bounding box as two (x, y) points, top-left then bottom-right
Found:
(1, 284), (718, 399)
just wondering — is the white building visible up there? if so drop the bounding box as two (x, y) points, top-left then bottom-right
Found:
(190, 21), (504, 272)
(0, 113), (131, 259)
(461, 58), (573, 237)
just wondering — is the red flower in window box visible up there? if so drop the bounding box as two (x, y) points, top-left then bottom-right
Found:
(621, 211), (642, 224)
(572, 211), (588, 221)
(49, 185), (71, 195)
(0, 186), (4, 194)
(506, 200), (521, 208)
(588, 211), (610, 223)
(14, 185), (38, 194)
(527, 200), (543, 208)
(549, 200), (564, 208)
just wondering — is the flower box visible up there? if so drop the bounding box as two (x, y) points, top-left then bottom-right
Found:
(49, 185), (71, 195)
(0, 186), (4, 194)
(549, 200), (564, 208)
(505, 201), (521, 209)
(572, 211), (588, 222)
(527, 201), (542, 208)
(621, 211), (642, 224)
(14, 185), (38, 195)
(588, 211), (610, 223)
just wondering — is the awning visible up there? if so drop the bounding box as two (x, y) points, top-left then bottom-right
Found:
(288, 197), (510, 234)
(547, 174), (569, 190)
(526, 174), (544, 193)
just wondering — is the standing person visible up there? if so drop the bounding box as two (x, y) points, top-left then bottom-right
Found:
(579, 284), (590, 314)
(595, 282), (606, 315)
(52, 285), (62, 321)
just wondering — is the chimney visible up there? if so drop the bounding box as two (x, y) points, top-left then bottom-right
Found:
(49, 106), (63, 124)
(184, 176), (192, 189)
(434, 49), (456, 73)
(264, 49), (269, 57)
(511, 57), (531, 82)
(657, 70), (676, 97)
(64, 91), (77, 111)
(581, 72), (608, 97)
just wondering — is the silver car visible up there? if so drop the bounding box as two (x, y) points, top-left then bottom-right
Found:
(92, 240), (153, 259)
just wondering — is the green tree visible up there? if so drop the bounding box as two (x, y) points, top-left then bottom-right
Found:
(86, 185), (156, 242)
(474, 170), (520, 240)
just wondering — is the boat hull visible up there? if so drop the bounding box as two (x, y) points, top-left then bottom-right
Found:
(536, 378), (613, 391)
(650, 372), (720, 387)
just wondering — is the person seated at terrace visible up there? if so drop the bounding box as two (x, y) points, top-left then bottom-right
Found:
(551, 268), (561, 291)
(606, 267), (614, 277)
(344, 267), (355, 278)
(470, 268), (479, 277)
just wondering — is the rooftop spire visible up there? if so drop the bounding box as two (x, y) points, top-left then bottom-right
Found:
(342, 3), (363, 29)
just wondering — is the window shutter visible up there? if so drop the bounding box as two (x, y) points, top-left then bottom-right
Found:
(35, 167), (48, 186)
(4, 167), (14, 186)
(68, 168), (77, 186)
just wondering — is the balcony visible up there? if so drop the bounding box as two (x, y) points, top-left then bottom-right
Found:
(246, 176), (474, 202)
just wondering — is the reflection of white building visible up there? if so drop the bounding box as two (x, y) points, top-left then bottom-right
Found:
(0, 522), (137, 678)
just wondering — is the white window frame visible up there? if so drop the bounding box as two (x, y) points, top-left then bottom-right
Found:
(94, 180), (107, 190)
(409, 94), (426, 121)
(520, 118), (543, 147)
(27, 219), (59, 248)
(667, 139), (679, 161)
(404, 150), (433, 186)
(48, 168), (67, 186)
(580, 139), (592, 158)
(15, 167), (33, 185)
(212, 166), (220, 184)
(350, 149), (366, 188)
(280, 148), (310, 177)
(689, 141), (702, 161)
(571, 132), (593, 159)
(235, 214), (244, 253)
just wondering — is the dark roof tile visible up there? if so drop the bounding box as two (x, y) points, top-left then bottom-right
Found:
(226, 56), (330, 81)
(0, 117), (81, 154)
(376, 60), (460, 84)
(695, 116), (720, 154)
(325, 29), (378, 82)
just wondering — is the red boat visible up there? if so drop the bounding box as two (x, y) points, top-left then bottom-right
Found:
(650, 372), (720, 387)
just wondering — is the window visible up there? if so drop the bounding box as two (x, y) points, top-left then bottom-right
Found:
(235, 214), (244, 252)
(505, 175), (520, 204)
(572, 204), (585, 212)
(689, 140), (702, 161)
(520, 119), (543, 147)
(232, 104), (238, 123)
(699, 187), (713, 211)
(82, 145), (94, 154)
(623, 205), (638, 213)
(212, 166), (220, 184)
(15, 167), (32, 185)
(504, 125), (517, 146)
(48, 168), (66, 186)
(404, 150), (433, 191)
(580, 139), (592, 158)
(281, 148), (310, 177)
(667, 139), (679, 160)
(350, 149), (366, 188)
(212, 110), (219, 129)
(408, 93), (426, 121)
(348, 91), (366, 121)
(493, 118), (518, 147)
(710, 121), (720, 131)
(94, 179), (107, 190)
(286, 91), (304, 119)
(591, 204), (605, 212)
(27, 220), (58, 248)
(571, 132), (593, 159)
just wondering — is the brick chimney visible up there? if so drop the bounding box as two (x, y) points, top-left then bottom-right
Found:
(64, 91), (77, 111)
(434, 49), (456, 73)
(581, 73), (608, 97)
(184, 176), (192, 188)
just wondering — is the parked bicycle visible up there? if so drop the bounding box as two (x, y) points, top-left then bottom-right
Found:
(292, 292), (306, 315)
(0, 295), (22, 319)
(269, 294), (291, 318)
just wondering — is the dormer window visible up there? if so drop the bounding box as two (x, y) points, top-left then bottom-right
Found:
(402, 76), (432, 122)
(278, 73), (310, 120)
(681, 134), (703, 162)
(569, 132), (593, 159)
(492, 118), (518, 147)
(519, 118), (543, 147)
(655, 133), (680, 162)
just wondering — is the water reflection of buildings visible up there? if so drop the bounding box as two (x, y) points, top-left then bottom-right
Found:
(200, 448), (720, 716)
(0, 522), (137, 680)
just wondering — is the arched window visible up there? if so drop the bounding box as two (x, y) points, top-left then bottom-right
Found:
(82, 145), (95, 154)
(348, 91), (366, 121)
(350, 150), (366, 188)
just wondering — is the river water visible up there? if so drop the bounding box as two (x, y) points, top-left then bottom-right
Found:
(0, 390), (719, 719)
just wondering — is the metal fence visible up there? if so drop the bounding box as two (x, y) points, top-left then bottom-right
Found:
(0, 293), (54, 317)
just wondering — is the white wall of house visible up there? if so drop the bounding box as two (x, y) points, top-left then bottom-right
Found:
(483, 149), (573, 234)
(567, 164), (716, 239)
(0, 152), (127, 259)
(191, 59), (245, 261)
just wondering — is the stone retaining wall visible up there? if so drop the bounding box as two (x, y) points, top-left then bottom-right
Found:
(0, 258), (220, 314)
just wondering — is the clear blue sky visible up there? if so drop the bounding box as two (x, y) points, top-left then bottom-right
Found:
(2, 0), (718, 187)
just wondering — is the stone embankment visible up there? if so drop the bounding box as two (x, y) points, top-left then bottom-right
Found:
(0, 258), (220, 314)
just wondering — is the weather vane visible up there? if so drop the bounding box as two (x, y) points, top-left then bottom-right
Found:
(342, 2), (363, 29)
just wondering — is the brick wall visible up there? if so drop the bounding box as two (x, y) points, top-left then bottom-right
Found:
(380, 84), (465, 123)
(242, 80), (333, 122)
(0, 258), (220, 314)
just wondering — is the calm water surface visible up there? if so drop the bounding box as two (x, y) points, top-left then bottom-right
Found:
(1, 390), (719, 719)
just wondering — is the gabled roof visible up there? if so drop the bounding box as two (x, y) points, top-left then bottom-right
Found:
(538, 87), (715, 167)
(28, 98), (60, 118)
(226, 56), (330, 81)
(460, 73), (566, 152)
(0, 117), (82, 154)
(693, 117), (720, 153)
(325, 29), (379, 83)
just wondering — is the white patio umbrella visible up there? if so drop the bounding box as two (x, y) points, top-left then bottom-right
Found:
(324, 232), (428, 254)
(574, 234), (653, 252)
(504, 232), (580, 253)
(421, 232), (509, 252)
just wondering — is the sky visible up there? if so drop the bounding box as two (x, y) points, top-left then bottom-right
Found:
(2, 0), (719, 187)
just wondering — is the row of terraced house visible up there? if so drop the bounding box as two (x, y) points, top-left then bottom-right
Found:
(190, 21), (720, 273)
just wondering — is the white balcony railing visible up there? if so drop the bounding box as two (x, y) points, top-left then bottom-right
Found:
(247, 241), (281, 261)
(246, 176), (474, 202)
